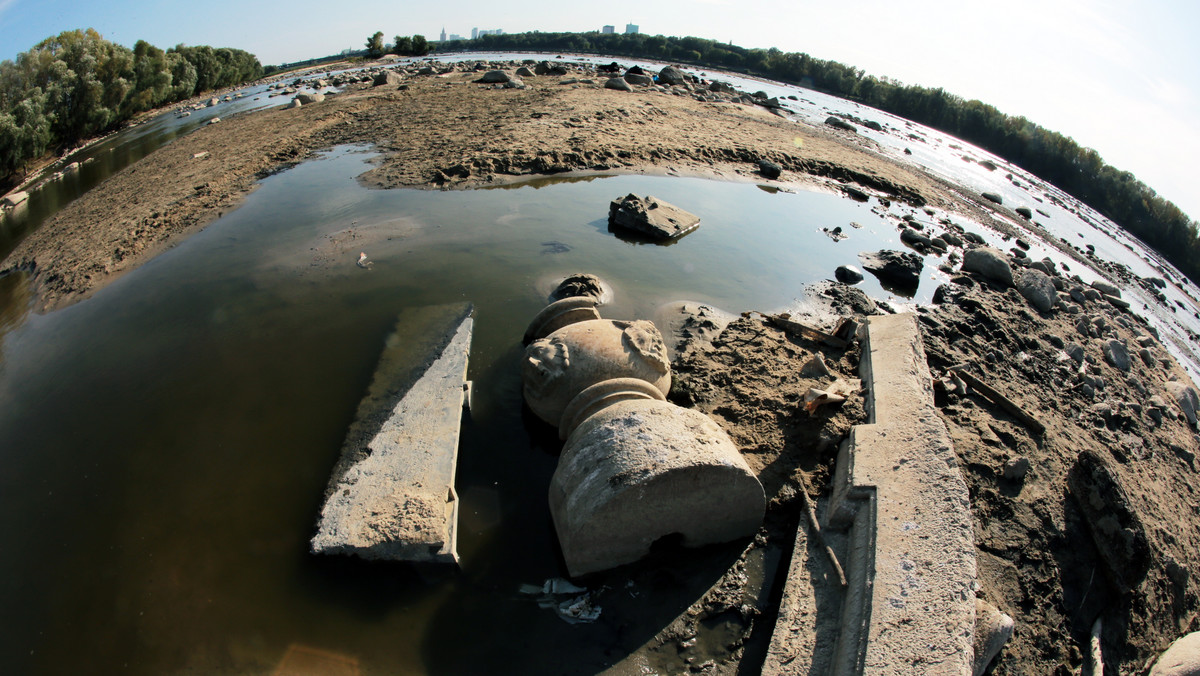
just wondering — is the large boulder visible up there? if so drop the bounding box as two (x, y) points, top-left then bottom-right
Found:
(825, 116), (857, 133)
(534, 61), (568, 76)
(1068, 450), (1150, 589)
(608, 194), (700, 241)
(1151, 631), (1200, 675)
(477, 70), (511, 83)
(857, 249), (923, 291)
(624, 72), (653, 86)
(1102, 339), (1131, 372)
(1091, 279), (1122, 298)
(604, 77), (633, 92)
(962, 247), (1014, 286)
(1016, 268), (1057, 312)
(1165, 380), (1200, 428)
(658, 66), (686, 85)
(373, 70), (403, 86)
(295, 92), (325, 105)
(1, 190), (29, 208)
(758, 159), (782, 179)
(835, 265), (864, 284)
(981, 192), (1003, 205)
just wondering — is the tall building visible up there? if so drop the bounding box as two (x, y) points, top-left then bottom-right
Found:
(471, 27), (478, 39)
(440, 27), (447, 42)
(602, 25), (615, 34)
(625, 23), (639, 34)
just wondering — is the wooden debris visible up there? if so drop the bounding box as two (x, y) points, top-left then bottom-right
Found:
(949, 365), (1046, 436)
(749, 311), (849, 349)
(797, 472), (847, 588)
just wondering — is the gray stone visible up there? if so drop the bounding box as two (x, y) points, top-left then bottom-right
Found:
(858, 249), (924, 291)
(1002, 457), (1030, 481)
(1140, 348), (1156, 367)
(1065, 342), (1085, 365)
(294, 91), (324, 105)
(287, 99), (302, 109)
(312, 305), (474, 564)
(623, 72), (653, 86)
(503, 78), (526, 89)
(477, 70), (511, 83)
(1165, 380), (1200, 428)
(658, 66), (686, 85)
(981, 192), (1003, 205)
(2, 190), (29, 208)
(1069, 450), (1151, 589)
(758, 159), (782, 179)
(1103, 339), (1131, 372)
(1091, 280), (1121, 297)
(824, 116), (857, 132)
(604, 77), (632, 92)
(373, 70), (403, 86)
(1150, 629), (1200, 675)
(835, 265), (864, 284)
(1016, 268), (1057, 312)
(974, 599), (1016, 676)
(372, 70), (405, 86)
(962, 247), (1013, 286)
(516, 66), (535, 77)
(608, 194), (700, 240)
(1015, 206), (1032, 219)
(941, 231), (964, 247)
(900, 227), (933, 249)
(1105, 293), (1131, 309)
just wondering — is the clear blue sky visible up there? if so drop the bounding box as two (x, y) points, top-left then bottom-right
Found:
(2, 0), (1198, 222)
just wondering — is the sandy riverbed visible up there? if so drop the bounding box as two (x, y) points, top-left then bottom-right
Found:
(2, 58), (1198, 674)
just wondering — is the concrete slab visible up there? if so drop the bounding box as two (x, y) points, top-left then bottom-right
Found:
(608, 193), (700, 240)
(766, 313), (977, 675)
(311, 304), (473, 564)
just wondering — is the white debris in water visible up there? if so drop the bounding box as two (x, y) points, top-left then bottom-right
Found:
(518, 577), (602, 624)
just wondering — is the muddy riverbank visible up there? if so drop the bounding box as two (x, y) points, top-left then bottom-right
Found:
(2, 58), (987, 311)
(1, 57), (1197, 674)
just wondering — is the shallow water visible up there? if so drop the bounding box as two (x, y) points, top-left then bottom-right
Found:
(3, 53), (1200, 674)
(0, 145), (959, 674)
(0, 79), (319, 259)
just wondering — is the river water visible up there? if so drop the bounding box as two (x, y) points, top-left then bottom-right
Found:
(0, 54), (1197, 675)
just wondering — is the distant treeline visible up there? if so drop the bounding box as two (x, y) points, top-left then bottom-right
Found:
(0, 28), (262, 180)
(441, 31), (1200, 282)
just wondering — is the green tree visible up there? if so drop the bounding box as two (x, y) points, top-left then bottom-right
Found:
(393, 36), (412, 55)
(366, 31), (385, 58)
(411, 35), (429, 56)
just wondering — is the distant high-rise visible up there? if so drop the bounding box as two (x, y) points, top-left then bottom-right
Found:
(471, 27), (478, 39)
(602, 25), (615, 34)
(625, 23), (639, 34)
(440, 27), (447, 42)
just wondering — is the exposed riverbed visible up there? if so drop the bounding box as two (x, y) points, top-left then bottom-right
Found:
(1, 54), (1198, 675)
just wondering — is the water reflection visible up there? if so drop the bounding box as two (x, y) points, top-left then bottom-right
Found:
(0, 272), (31, 351)
(0, 146), (944, 674)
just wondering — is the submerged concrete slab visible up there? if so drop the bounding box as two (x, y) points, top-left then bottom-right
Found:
(765, 313), (977, 675)
(311, 304), (473, 564)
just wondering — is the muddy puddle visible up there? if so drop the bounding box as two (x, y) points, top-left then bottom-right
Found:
(0, 144), (965, 674)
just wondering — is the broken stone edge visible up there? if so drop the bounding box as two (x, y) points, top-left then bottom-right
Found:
(311, 304), (474, 565)
(765, 313), (979, 675)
